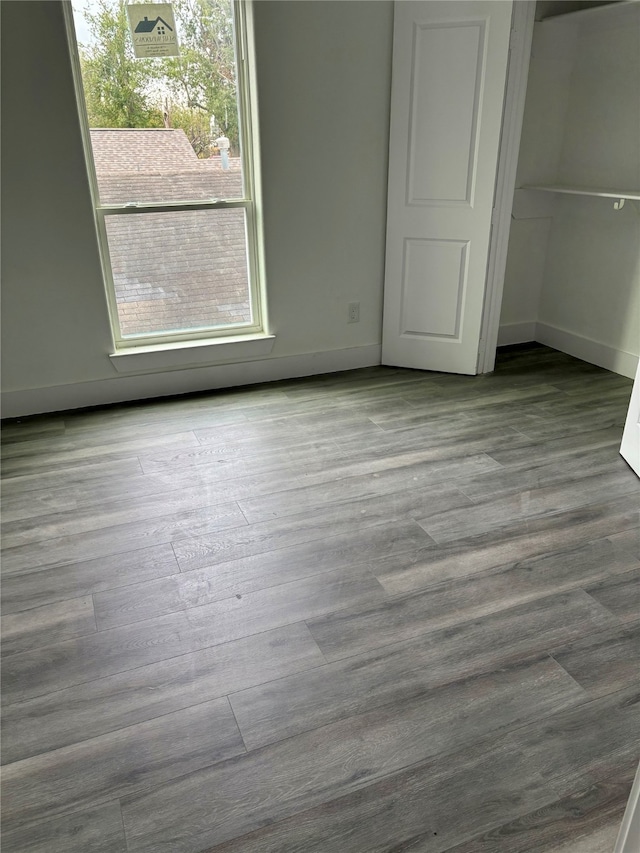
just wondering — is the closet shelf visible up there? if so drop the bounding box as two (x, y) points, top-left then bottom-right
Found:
(520, 185), (640, 209)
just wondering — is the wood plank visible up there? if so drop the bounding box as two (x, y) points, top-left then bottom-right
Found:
(0, 489), (79, 523)
(202, 739), (558, 853)
(94, 563), (387, 632)
(375, 524), (640, 597)
(442, 773), (633, 853)
(0, 802), (127, 853)
(2, 486), (251, 549)
(0, 457), (145, 495)
(551, 373), (632, 395)
(552, 621), (640, 698)
(94, 524), (403, 627)
(172, 497), (443, 573)
(121, 657), (585, 853)
(498, 685), (640, 799)
(70, 465), (304, 511)
(308, 539), (628, 662)
(1, 697), (245, 831)
(1, 415), (66, 441)
(1, 500), (248, 575)
(294, 443), (512, 488)
(0, 596), (96, 657)
(0, 431), (199, 477)
(138, 438), (343, 476)
(0, 544), (179, 615)
(370, 385), (566, 428)
(1, 610), (197, 705)
(585, 568), (640, 623)
(418, 471), (640, 545)
(1, 623), (323, 765)
(457, 444), (626, 502)
(201, 695), (639, 853)
(513, 410), (627, 441)
(237, 453), (501, 525)
(5, 562), (369, 703)
(485, 426), (624, 467)
(230, 589), (618, 751)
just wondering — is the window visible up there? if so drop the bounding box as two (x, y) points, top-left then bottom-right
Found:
(66, 0), (266, 351)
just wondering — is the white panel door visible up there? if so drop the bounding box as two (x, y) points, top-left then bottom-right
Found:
(382, 1), (513, 374)
(620, 359), (640, 477)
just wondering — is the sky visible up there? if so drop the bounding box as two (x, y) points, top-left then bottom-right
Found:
(71, 0), (95, 47)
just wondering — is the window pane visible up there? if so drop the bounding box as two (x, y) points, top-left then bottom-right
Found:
(72, 0), (244, 203)
(92, 129), (244, 204)
(105, 209), (252, 337)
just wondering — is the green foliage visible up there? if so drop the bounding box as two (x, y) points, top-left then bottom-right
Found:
(77, 0), (239, 155)
(163, 102), (212, 157)
(160, 0), (239, 153)
(80, 0), (164, 128)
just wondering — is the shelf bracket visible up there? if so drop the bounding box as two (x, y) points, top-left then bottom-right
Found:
(614, 198), (626, 210)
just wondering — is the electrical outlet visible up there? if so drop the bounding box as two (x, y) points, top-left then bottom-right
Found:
(348, 302), (360, 323)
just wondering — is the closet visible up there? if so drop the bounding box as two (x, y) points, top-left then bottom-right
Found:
(499, 0), (640, 380)
(382, 0), (640, 470)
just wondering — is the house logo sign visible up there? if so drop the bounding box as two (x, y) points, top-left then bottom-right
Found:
(126, 3), (180, 58)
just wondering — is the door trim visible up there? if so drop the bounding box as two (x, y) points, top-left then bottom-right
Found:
(477, 1), (536, 373)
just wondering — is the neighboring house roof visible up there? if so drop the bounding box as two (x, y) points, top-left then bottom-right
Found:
(90, 129), (243, 202)
(90, 129), (249, 336)
(134, 16), (173, 33)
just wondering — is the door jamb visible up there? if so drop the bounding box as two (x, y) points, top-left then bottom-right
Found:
(477, 0), (536, 373)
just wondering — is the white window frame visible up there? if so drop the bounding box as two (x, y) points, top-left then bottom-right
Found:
(64, 0), (269, 356)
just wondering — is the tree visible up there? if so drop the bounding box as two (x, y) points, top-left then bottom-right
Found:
(77, 0), (240, 156)
(160, 0), (239, 154)
(79, 0), (163, 128)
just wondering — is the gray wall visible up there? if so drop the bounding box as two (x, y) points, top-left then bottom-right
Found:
(500, 3), (639, 376)
(1, 1), (394, 415)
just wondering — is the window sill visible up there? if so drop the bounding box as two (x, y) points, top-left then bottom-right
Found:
(109, 333), (276, 373)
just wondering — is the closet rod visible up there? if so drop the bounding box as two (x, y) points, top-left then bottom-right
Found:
(521, 184), (640, 209)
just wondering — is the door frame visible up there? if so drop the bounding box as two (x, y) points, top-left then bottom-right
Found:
(477, 0), (536, 373)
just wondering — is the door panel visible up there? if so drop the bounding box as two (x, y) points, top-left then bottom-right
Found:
(382, 1), (513, 374)
(620, 359), (640, 477)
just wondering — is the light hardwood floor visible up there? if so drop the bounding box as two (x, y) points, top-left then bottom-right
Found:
(1, 343), (639, 853)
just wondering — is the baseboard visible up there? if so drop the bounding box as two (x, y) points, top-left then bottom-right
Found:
(497, 322), (537, 347)
(536, 323), (639, 379)
(1, 344), (382, 418)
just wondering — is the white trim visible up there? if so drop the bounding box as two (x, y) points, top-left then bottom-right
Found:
(1, 345), (382, 418)
(109, 333), (276, 372)
(63, 0), (268, 350)
(614, 761), (640, 852)
(496, 321), (638, 377)
(619, 358), (640, 476)
(497, 322), (536, 346)
(536, 322), (639, 379)
(478, 1), (536, 374)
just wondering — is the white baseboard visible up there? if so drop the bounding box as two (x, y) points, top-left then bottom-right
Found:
(497, 322), (537, 346)
(4, 327), (637, 419)
(497, 321), (639, 379)
(1, 344), (382, 418)
(536, 322), (639, 379)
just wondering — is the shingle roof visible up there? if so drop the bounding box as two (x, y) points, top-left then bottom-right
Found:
(90, 129), (249, 336)
(90, 128), (243, 202)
